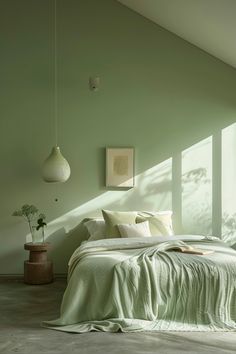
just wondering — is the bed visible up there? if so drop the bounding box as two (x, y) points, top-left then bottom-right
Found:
(43, 234), (236, 333)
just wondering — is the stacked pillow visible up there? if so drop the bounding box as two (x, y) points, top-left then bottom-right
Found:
(85, 209), (174, 241)
(117, 220), (152, 238)
(102, 210), (137, 238)
(84, 219), (106, 241)
(136, 211), (173, 236)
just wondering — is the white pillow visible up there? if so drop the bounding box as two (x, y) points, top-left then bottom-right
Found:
(84, 219), (106, 241)
(117, 221), (152, 238)
(136, 211), (174, 236)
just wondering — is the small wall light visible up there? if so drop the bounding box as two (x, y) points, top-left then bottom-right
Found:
(89, 77), (100, 91)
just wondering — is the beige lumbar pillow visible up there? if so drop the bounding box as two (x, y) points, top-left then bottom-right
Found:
(117, 221), (152, 238)
(136, 211), (173, 236)
(102, 210), (137, 238)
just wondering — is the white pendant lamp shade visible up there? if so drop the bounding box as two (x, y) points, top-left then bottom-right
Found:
(42, 146), (71, 183)
(42, 0), (71, 183)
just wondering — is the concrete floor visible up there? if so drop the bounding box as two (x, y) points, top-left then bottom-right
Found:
(0, 279), (235, 354)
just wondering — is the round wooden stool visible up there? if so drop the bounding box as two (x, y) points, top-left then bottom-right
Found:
(24, 243), (53, 285)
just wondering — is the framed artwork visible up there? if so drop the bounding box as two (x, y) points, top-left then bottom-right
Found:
(106, 147), (134, 188)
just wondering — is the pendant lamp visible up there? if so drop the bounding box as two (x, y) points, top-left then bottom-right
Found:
(42, 0), (71, 183)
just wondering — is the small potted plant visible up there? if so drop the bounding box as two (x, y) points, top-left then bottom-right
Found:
(12, 204), (47, 243)
(36, 214), (47, 243)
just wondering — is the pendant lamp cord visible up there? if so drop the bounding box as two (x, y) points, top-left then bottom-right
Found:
(54, 0), (58, 147)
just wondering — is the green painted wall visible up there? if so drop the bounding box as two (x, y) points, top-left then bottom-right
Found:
(0, 0), (236, 275)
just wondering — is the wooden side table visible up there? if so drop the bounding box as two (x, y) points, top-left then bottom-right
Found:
(24, 243), (53, 285)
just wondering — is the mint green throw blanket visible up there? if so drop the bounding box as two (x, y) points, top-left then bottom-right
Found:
(43, 236), (236, 332)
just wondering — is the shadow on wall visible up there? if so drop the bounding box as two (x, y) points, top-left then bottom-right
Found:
(222, 213), (236, 247)
(182, 167), (212, 235)
(182, 136), (212, 236)
(221, 122), (236, 248)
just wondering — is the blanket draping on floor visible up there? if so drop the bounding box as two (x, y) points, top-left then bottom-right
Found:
(43, 235), (236, 333)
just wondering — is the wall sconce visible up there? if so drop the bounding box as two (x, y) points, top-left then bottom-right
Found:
(89, 77), (100, 91)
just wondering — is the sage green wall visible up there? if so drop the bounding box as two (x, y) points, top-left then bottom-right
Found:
(1, 0), (236, 274)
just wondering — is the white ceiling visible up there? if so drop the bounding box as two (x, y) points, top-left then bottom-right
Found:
(117, 0), (236, 69)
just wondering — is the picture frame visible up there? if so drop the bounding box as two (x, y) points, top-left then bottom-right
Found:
(106, 147), (134, 188)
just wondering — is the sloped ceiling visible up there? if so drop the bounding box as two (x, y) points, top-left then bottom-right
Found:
(117, 0), (236, 69)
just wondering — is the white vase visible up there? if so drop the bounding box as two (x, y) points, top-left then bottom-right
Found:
(31, 227), (37, 244)
(31, 227), (46, 243)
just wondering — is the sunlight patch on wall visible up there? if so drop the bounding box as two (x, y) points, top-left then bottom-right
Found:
(182, 137), (212, 235)
(222, 123), (236, 245)
(29, 158), (173, 243)
(121, 158), (172, 211)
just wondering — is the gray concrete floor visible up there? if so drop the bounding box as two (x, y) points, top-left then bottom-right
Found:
(0, 278), (235, 354)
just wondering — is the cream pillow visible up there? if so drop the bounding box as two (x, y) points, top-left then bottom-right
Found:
(102, 210), (137, 238)
(136, 211), (173, 236)
(117, 221), (152, 238)
(84, 219), (106, 241)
